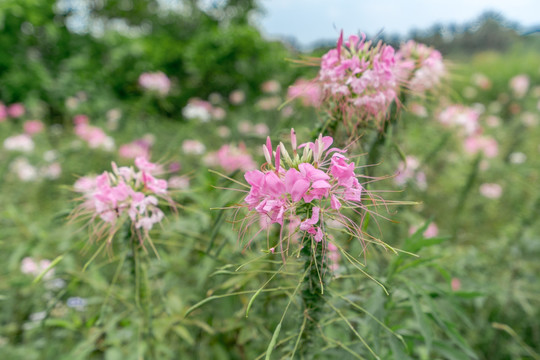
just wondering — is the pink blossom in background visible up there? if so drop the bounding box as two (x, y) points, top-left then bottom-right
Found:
(119, 136), (154, 159)
(463, 135), (498, 158)
(7, 103), (25, 118)
(479, 183), (502, 199)
(229, 89), (246, 105)
(394, 156), (427, 190)
(41, 162), (62, 180)
(168, 175), (190, 190)
(327, 242), (341, 272)
(73, 114), (89, 125)
(472, 73), (492, 90)
(217, 126), (231, 138)
(237, 121), (252, 134)
(256, 96), (281, 110)
(182, 139), (206, 155)
(21, 257), (54, 279)
(253, 123), (269, 136)
(287, 78), (322, 107)
(438, 105), (480, 135)
(138, 71), (171, 96)
(408, 102), (428, 117)
(182, 98), (213, 122)
(168, 162), (181, 173)
(74, 176), (97, 194)
(212, 107), (226, 121)
(451, 278), (461, 291)
(4, 134), (35, 152)
(9, 157), (38, 181)
(23, 120), (45, 136)
(261, 80), (281, 94)
(74, 122), (115, 151)
(409, 222), (439, 238)
(318, 32), (399, 124)
(509, 74), (529, 98)
(205, 143), (256, 173)
(396, 40), (446, 95)
(281, 105), (294, 117)
(485, 115), (501, 128)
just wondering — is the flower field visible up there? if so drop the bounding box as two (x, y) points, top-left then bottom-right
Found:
(1, 2), (540, 359)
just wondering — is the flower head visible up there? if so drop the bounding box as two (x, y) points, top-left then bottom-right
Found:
(138, 71), (171, 96)
(204, 143), (256, 173)
(317, 32), (399, 127)
(73, 157), (173, 247)
(396, 40), (446, 96)
(230, 129), (389, 261)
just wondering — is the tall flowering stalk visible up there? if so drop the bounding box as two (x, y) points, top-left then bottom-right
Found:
(229, 129), (397, 355)
(72, 157), (174, 357)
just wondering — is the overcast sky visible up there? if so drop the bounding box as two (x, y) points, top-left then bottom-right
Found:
(256, 0), (540, 47)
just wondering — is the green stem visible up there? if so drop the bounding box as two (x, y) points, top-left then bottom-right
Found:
(452, 153), (482, 240)
(298, 236), (328, 357)
(127, 226), (155, 357)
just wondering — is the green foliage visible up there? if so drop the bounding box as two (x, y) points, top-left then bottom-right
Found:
(1, 2), (540, 359)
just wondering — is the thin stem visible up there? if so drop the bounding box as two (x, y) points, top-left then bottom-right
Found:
(298, 235), (329, 357)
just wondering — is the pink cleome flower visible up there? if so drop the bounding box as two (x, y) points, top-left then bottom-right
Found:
(396, 40), (446, 95)
(24, 120), (45, 136)
(287, 78), (322, 107)
(138, 71), (171, 96)
(74, 119), (115, 151)
(73, 157), (173, 245)
(438, 105), (480, 136)
(7, 103), (25, 118)
(205, 143), (256, 173)
(233, 129), (385, 260)
(318, 32), (399, 126)
(119, 135), (154, 159)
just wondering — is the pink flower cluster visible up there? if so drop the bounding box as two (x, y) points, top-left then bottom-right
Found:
(0, 102), (26, 122)
(318, 33), (398, 123)
(287, 78), (322, 107)
(438, 105), (480, 135)
(463, 135), (498, 158)
(138, 71), (171, 96)
(509, 74), (529, 98)
(396, 40), (446, 95)
(182, 98), (225, 122)
(74, 116), (115, 151)
(119, 135), (154, 159)
(394, 156), (427, 190)
(241, 129), (367, 249)
(21, 257), (54, 279)
(24, 120), (45, 136)
(75, 157), (171, 241)
(204, 143), (256, 173)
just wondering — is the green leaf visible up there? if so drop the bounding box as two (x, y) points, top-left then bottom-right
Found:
(405, 285), (432, 354)
(174, 325), (195, 345)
